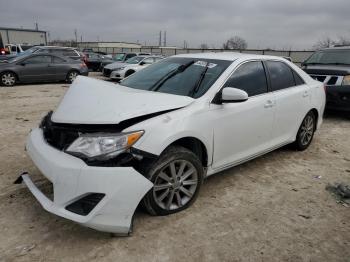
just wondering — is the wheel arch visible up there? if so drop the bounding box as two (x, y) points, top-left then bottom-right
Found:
(125, 69), (135, 77)
(162, 136), (209, 168)
(309, 108), (319, 130)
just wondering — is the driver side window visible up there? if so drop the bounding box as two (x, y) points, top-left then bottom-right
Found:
(224, 61), (268, 97)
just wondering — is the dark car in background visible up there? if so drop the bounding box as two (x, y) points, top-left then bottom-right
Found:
(84, 52), (114, 71)
(302, 47), (350, 112)
(0, 53), (88, 87)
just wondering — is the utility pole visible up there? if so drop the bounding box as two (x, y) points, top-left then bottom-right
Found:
(159, 31), (162, 47)
(163, 31), (166, 47)
(74, 29), (78, 44)
(35, 22), (38, 30)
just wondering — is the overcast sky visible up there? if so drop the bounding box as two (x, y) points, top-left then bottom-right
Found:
(1, 0), (349, 50)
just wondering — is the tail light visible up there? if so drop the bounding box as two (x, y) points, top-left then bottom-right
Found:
(81, 62), (87, 68)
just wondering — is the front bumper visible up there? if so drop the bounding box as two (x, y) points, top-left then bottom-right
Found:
(21, 128), (153, 234)
(326, 85), (350, 112)
(110, 70), (125, 80)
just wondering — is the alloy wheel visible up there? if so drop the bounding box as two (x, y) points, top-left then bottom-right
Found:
(1, 73), (15, 86)
(153, 160), (199, 211)
(68, 71), (78, 82)
(299, 115), (314, 146)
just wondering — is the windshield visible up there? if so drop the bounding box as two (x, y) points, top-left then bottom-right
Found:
(120, 57), (232, 98)
(126, 56), (146, 64)
(113, 53), (125, 61)
(305, 49), (350, 65)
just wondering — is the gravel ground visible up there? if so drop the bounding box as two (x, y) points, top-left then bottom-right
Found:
(0, 73), (349, 262)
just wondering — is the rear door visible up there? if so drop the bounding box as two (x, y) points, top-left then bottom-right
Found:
(212, 60), (276, 169)
(50, 56), (70, 80)
(17, 55), (54, 82)
(265, 60), (310, 145)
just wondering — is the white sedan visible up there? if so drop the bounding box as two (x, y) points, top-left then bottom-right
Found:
(109, 56), (164, 81)
(17, 53), (325, 235)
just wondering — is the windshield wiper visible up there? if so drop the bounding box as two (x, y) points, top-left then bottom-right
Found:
(151, 60), (195, 91)
(188, 62), (209, 97)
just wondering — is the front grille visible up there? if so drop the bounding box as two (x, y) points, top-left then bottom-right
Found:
(310, 75), (326, 82)
(310, 75), (341, 85)
(103, 68), (112, 77)
(327, 76), (338, 85)
(41, 114), (80, 150)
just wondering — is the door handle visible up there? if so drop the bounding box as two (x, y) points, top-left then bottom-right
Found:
(264, 100), (275, 108)
(302, 91), (309, 97)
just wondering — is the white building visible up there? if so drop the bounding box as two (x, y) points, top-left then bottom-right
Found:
(0, 27), (47, 45)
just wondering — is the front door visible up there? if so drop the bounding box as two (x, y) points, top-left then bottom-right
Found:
(211, 61), (276, 170)
(18, 55), (54, 82)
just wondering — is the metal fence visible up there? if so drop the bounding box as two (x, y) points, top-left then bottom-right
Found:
(78, 45), (314, 65)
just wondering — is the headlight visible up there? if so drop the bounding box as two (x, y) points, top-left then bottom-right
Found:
(114, 67), (125, 71)
(342, 75), (350, 86)
(66, 131), (144, 160)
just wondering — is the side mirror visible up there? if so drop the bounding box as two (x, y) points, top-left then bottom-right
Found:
(214, 87), (248, 104)
(20, 62), (26, 66)
(139, 61), (145, 66)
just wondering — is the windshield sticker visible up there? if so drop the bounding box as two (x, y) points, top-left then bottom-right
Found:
(194, 61), (217, 68)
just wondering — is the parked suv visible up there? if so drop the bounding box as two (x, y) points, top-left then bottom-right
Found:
(302, 47), (350, 111)
(17, 53), (325, 235)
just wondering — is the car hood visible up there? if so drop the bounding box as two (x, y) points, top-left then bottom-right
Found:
(303, 64), (350, 75)
(104, 61), (128, 70)
(51, 76), (194, 124)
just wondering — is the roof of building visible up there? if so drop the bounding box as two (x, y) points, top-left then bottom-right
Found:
(0, 27), (46, 33)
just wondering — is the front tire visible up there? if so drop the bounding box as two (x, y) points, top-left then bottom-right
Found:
(142, 146), (204, 216)
(1, 72), (17, 87)
(294, 111), (316, 151)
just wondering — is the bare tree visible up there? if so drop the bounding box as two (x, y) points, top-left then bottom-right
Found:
(337, 36), (350, 46)
(313, 37), (334, 50)
(313, 36), (350, 50)
(199, 43), (209, 49)
(222, 36), (248, 50)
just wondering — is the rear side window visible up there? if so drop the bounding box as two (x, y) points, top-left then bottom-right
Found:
(24, 55), (52, 64)
(266, 61), (295, 91)
(224, 61), (268, 97)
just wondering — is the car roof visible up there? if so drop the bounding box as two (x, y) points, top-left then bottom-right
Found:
(36, 46), (77, 50)
(174, 52), (288, 62)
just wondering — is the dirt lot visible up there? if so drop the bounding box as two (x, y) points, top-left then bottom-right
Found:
(0, 73), (349, 262)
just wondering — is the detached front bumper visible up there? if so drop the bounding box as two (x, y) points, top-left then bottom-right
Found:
(20, 128), (153, 234)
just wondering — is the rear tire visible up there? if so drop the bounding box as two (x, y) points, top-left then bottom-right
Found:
(0, 71), (16, 87)
(294, 111), (316, 151)
(142, 146), (204, 216)
(66, 70), (79, 83)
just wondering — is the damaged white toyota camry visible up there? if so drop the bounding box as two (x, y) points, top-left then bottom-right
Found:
(17, 53), (325, 235)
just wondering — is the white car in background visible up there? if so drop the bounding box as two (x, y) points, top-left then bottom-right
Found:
(17, 53), (325, 235)
(109, 56), (164, 81)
